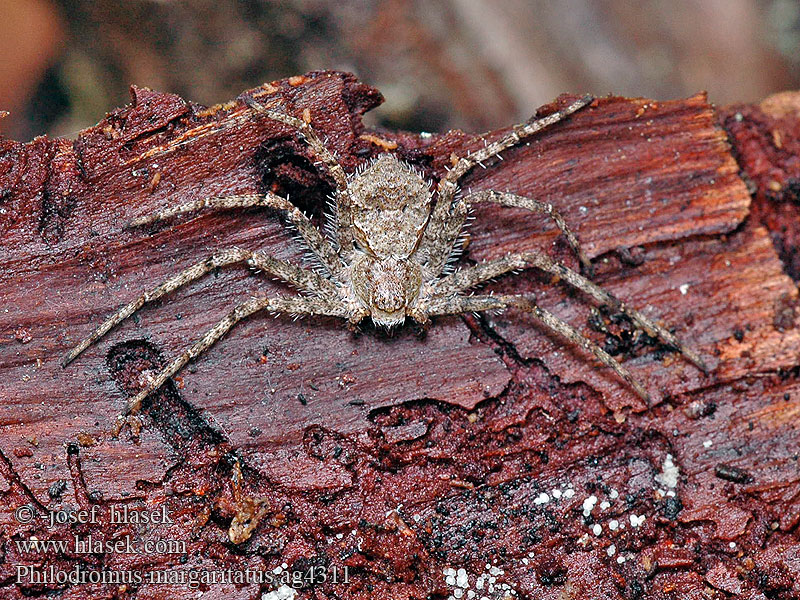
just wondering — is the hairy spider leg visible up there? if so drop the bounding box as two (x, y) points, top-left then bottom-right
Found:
(127, 192), (344, 279)
(417, 94), (594, 274)
(426, 293), (650, 402)
(422, 190), (594, 278)
(124, 294), (347, 415)
(61, 247), (337, 367)
(245, 98), (357, 259)
(432, 250), (708, 372)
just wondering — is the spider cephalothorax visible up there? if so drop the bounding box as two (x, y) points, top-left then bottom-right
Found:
(62, 94), (708, 419)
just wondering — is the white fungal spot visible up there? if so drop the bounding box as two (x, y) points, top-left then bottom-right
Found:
(679, 283), (690, 295)
(630, 514), (646, 528)
(262, 585), (297, 600)
(582, 495), (598, 516)
(655, 454), (680, 489)
(456, 569), (468, 588)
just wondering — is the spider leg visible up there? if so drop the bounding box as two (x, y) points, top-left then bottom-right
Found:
(462, 191), (593, 274)
(245, 98), (356, 258)
(427, 293), (650, 402)
(416, 95), (593, 274)
(61, 247), (337, 366)
(127, 192), (343, 279)
(442, 94), (594, 195)
(124, 294), (346, 415)
(432, 251), (707, 372)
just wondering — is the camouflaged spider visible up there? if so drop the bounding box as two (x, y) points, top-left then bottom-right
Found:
(62, 94), (707, 418)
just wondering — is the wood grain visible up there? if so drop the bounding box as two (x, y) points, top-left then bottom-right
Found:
(1, 72), (798, 599)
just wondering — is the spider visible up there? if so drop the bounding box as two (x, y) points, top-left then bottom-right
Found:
(62, 94), (707, 419)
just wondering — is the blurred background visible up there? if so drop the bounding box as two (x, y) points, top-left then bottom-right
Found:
(1, 0), (799, 141)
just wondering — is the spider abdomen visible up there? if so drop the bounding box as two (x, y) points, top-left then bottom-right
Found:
(349, 154), (432, 259)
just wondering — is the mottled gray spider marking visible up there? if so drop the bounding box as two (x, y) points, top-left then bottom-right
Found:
(62, 94), (708, 421)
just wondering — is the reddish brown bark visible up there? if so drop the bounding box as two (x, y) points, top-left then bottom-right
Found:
(1, 71), (799, 599)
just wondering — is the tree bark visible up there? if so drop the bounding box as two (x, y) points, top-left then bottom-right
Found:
(1, 71), (798, 599)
